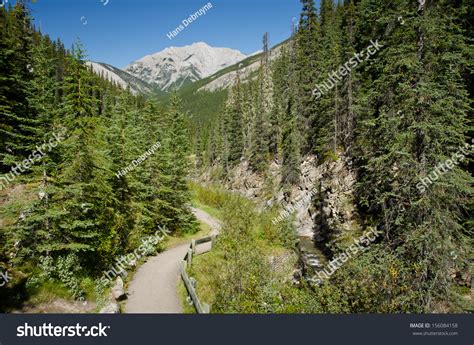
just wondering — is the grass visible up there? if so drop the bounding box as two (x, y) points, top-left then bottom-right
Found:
(186, 250), (224, 309)
(177, 280), (196, 314)
(165, 220), (212, 249)
(121, 220), (213, 304)
(180, 182), (299, 313)
(451, 285), (474, 312)
(2, 213), (210, 313)
(176, 188), (224, 312)
(192, 200), (222, 220)
(26, 281), (72, 306)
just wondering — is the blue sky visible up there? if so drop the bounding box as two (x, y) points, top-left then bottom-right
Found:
(26, 0), (309, 68)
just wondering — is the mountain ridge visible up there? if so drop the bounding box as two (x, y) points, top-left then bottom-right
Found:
(86, 61), (155, 95)
(123, 42), (247, 92)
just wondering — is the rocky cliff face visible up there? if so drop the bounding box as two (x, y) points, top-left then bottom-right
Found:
(198, 153), (363, 281)
(200, 153), (362, 245)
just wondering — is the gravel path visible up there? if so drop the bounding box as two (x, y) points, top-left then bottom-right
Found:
(124, 208), (221, 313)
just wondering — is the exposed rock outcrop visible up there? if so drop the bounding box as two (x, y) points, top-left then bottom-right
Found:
(99, 302), (120, 314)
(200, 152), (361, 243)
(111, 277), (127, 301)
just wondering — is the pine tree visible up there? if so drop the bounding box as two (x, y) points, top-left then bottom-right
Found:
(52, 41), (116, 265)
(153, 93), (196, 234)
(105, 90), (137, 252)
(311, 0), (344, 154)
(249, 33), (274, 172)
(241, 80), (256, 162)
(271, 46), (289, 158)
(8, 35), (64, 263)
(226, 76), (244, 165)
(280, 30), (301, 188)
(0, 2), (36, 170)
(356, 0), (472, 311)
(281, 97), (301, 188)
(339, 0), (359, 149)
(295, 0), (319, 154)
(27, 35), (60, 174)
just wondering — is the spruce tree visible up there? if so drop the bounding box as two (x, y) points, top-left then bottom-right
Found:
(249, 33), (273, 172)
(153, 93), (196, 234)
(0, 2), (35, 170)
(356, 0), (472, 311)
(295, 0), (319, 154)
(54, 41), (116, 265)
(280, 31), (301, 188)
(226, 76), (244, 165)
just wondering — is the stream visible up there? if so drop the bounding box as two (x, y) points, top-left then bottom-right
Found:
(297, 236), (328, 283)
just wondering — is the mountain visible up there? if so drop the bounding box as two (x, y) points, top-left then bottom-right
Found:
(197, 42), (286, 92)
(177, 39), (288, 97)
(162, 40), (289, 129)
(124, 42), (247, 92)
(86, 61), (155, 95)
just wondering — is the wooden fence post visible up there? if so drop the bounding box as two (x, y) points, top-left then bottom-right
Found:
(203, 303), (210, 314)
(187, 248), (193, 266)
(181, 236), (218, 314)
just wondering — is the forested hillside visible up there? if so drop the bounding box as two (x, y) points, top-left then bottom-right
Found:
(0, 3), (196, 311)
(191, 0), (473, 313)
(0, 0), (472, 315)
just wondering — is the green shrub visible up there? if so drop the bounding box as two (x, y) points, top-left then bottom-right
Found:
(30, 254), (85, 300)
(189, 181), (227, 210)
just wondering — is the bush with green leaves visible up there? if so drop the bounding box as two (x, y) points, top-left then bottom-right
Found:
(29, 254), (84, 300)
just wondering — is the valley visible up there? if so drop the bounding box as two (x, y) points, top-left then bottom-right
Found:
(0, 0), (472, 315)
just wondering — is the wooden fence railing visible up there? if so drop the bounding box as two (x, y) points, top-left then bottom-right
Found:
(180, 235), (217, 314)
